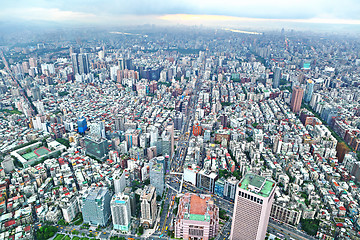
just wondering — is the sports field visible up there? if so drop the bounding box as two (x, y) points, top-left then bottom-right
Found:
(22, 147), (51, 161)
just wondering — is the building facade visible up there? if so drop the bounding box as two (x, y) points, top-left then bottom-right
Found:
(140, 185), (157, 228)
(230, 173), (276, 240)
(175, 193), (219, 240)
(111, 193), (132, 232)
(81, 187), (111, 226)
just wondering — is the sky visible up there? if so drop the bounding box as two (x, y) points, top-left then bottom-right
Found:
(1, 0), (360, 30)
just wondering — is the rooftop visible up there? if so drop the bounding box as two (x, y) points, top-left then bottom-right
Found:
(239, 173), (276, 198)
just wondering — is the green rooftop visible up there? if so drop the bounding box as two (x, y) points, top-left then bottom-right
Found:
(239, 173), (276, 198)
(189, 214), (210, 222)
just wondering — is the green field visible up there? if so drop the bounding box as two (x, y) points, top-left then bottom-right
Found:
(22, 152), (38, 160)
(21, 147), (51, 161)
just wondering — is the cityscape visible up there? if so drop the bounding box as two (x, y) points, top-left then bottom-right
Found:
(1, 1), (360, 240)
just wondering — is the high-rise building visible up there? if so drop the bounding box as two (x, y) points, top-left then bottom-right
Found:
(224, 177), (238, 200)
(174, 193), (219, 240)
(230, 173), (276, 240)
(150, 162), (165, 196)
(77, 117), (87, 134)
(304, 79), (314, 103)
(84, 137), (109, 160)
(111, 193), (132, 232)
(140, 185), (157, 228)
(59, 195), (79, 223)
(78, 53), (90, 75)
(90, 121), (106, 139)
(174, 112), (183, 130)
(72, 53), (90, 75)
(113, 169), (126, 194)
(81, 187), (112, 226)
(273, 67), (281, 89)
(31, 86), (41, 101)
(290, 86), (304, 113)
(114, 115), (125, 132)
(71, 53), (79, 75)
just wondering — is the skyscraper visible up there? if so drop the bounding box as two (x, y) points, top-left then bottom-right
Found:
(304, 79), (314, 103)
(140, 185), (157, 228)
(111, 193), (132, 232)
(81, 187), (112, 226)
(230, 173), (276, 240)
(150, 161), (165, 196)
(78, 53), (90, 75)
(174, 193), (219, 240)
(77, 117), (87, 134)
(290, 86), (304, 113)
(273, 67), (281, 89)
(71, 53), (79, 75)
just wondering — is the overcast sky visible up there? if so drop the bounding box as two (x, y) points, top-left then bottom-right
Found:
(1, 0), (360, 27)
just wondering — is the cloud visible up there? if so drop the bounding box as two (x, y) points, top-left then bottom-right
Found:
(158, 14), (360, 26)
(0, 8), (96, 23)
(1, 0), (360, 26)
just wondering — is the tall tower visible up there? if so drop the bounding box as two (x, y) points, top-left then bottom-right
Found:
(230, 173), (276, 240)
(140, 185), (157, 228)
(78, 53), (90, 75)
(273, 67), (281, 89)
(290, 86), (304, 113)
(111, 193), (132, 232)
(304, 79), (314, 103)
(71, 53), (79, 75)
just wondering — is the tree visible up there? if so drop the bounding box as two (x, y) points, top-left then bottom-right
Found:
(137, 226), (144, 236)
(36, 225), (58, 239)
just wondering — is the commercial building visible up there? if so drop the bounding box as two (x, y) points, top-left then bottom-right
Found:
(150, 162), (165, 196)
(196, 169), (218, 193)
(81, 187), (112, 226)
(84, 137), (109, 160)
(290, 86), (304, 113)
(224, 177), (238, 201)
(113, 169), (126, 194)
(174, 193), (219, 240)
(230, 173), (276, 240)
(59, 195), (80, 223)
(270, 203), (301, 226)
(77, 117), (87, 134)
(140, 185), (157, 228)
(111, 193), (132, 232)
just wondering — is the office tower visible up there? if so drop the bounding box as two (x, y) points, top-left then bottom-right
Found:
(230, 173), (276, 240)
(273, 67), (281, 89)
(140, 185), (157, 228)
(220, 114), (228, 128)
(118, 58), (125, 70)
(59, 195), (80, 223)
(77, 117), (87, 134)
(71, 53), (79, 75)
(81, 187), (112, 226)
(91, 121), (106, 139)
(273, 135), (282, 154)
(31, 86), (41, 101)
(196, 169), (218, 193)
(113, 169), (126, 194)
(175, 193), (219, 240)
(150, 126), (158, 147)
(174, 112), (183, 130)
(84, 137), (109, 160)
(29, 57), (37, 68)
(78, 53), (90, 75)
(111, 193), (132, 232)
(224, 177), (238, 200)
(114, 115), (125, 131)
(304, 79), (315, 103)
(150, 162), (164, 196)
(290, 86), (304, 113)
